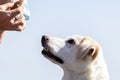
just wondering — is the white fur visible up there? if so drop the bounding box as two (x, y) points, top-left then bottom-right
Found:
(41, 35), (109, 80)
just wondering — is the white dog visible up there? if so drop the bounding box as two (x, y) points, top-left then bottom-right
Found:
(41, 35), (109, 80)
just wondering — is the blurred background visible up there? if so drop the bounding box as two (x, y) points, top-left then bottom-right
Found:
(0, 0), (120, 80)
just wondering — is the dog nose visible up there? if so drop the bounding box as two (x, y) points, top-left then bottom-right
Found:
(42, 35), (49, 41)
(41, 35), (49, 47)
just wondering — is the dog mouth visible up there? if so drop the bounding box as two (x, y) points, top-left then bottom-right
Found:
(41, 47), (64, 64)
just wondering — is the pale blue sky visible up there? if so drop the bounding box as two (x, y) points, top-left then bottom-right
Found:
(0, 0), (120, 80)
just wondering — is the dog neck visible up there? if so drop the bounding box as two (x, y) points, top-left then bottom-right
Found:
(61, 59), (109, 80)
(62, 67), (91, 80)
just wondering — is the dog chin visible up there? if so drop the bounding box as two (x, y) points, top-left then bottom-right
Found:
(42, 48), (64, 64)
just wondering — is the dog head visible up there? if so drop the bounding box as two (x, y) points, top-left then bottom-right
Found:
(41, 35), (100, 73)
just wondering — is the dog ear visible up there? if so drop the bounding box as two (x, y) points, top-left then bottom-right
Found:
(86, 46), (99, 60)
(77, 45), (99, 60)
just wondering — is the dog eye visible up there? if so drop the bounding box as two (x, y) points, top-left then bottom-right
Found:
(67, 39), (75, 44)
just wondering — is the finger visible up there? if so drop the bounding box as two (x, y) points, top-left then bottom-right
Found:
(5, 3), (15, 10)
(1, 3), (14, 10)
(13, 19), (26, 31)
(0, 18), (25, 31)
(11, 0), (23, 10)
(10, 5), (24, 19)
(17, 14), (25, 21)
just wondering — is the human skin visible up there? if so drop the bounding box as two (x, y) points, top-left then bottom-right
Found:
(0, 0), (25, 43)
(0, 0), (12, 43)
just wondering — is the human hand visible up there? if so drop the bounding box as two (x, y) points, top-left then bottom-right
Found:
(0, 2), (26, 31)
